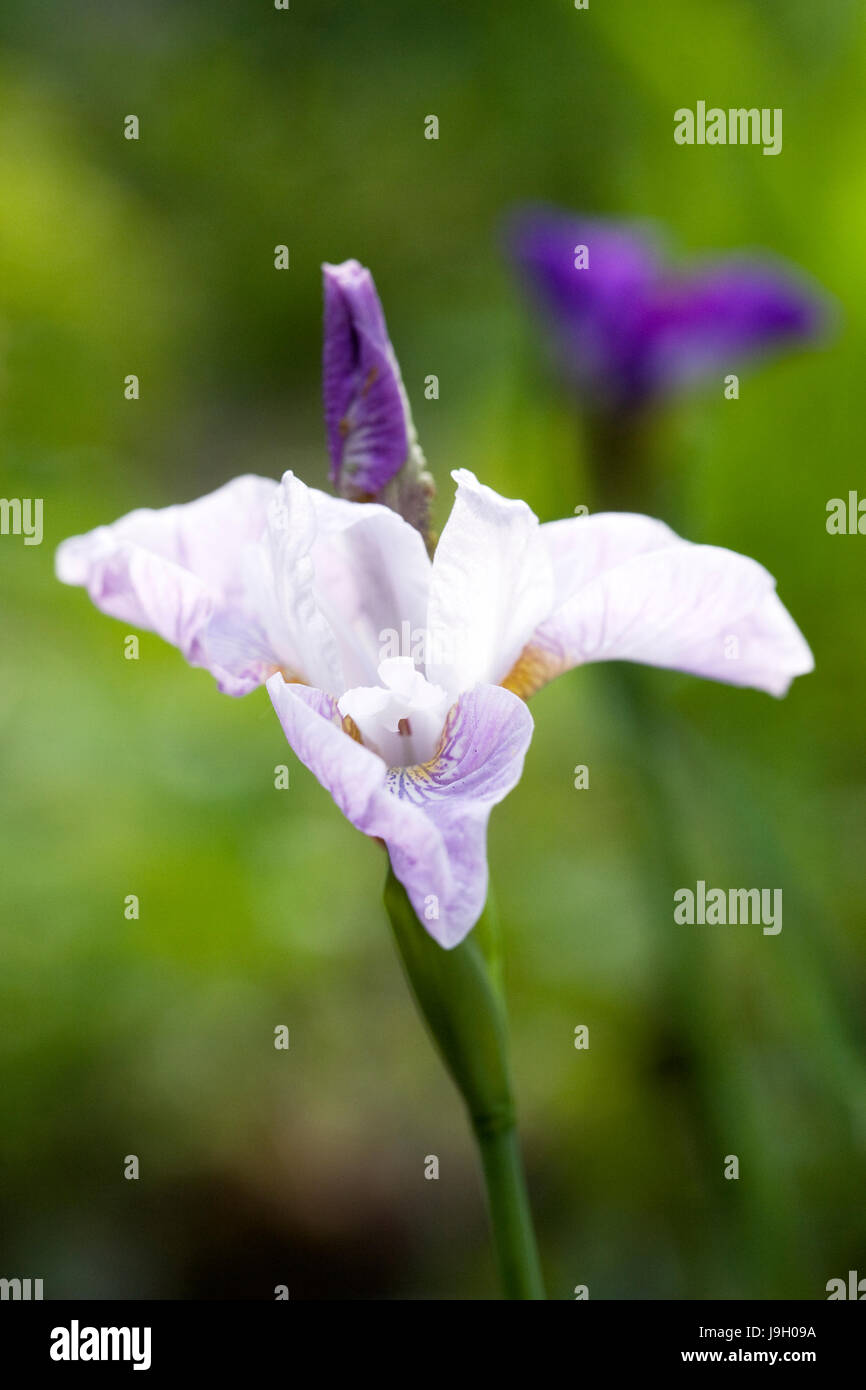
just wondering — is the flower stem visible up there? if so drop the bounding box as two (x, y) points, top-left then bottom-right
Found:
(473, 1118), (546, 1299)
(383, 865), (545, 1299)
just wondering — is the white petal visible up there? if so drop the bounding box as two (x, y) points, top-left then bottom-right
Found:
(426, 470), (555, 697)
(254, 473), (345, 693)
(338, 658), (450, 766)
(307, 489), (431, 688)
(514, 539), (813, 698)
(56, 474), (279, 688)
(541, 511), (677, 602)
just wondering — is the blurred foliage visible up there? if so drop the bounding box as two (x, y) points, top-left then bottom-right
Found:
(0, 0), (864, 1299)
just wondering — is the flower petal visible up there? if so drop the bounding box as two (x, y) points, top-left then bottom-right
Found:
(541, 511), (678, 604)
(426, 470), (555, 699)
(307, 488), (431, 688)
(56, 474), (277, 685)
(244, 472), (347, 695)
(267, 676), (533, 948)
(507, 537), (813, 699)
(338, 658), (450, 767)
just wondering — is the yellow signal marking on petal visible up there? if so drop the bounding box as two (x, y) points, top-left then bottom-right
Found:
(341, 713), (363, 744)
(400, 761), (436, 785)
(502, 644), (563, 700)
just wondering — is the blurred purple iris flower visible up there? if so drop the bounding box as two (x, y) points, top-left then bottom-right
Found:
(507, 207), (829, 414)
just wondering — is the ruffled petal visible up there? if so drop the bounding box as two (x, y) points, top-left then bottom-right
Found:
(56, 474), (278, 686)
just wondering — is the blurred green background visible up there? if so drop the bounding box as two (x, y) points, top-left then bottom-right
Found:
(1, 0), (864, 1300)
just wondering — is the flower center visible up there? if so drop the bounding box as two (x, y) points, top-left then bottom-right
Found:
(337, 657), (451, 768)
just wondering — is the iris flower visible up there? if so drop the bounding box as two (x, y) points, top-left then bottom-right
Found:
(507, 206), (828, 414)
(57, 265), (813, 949)
(56, 259), (814, 1298)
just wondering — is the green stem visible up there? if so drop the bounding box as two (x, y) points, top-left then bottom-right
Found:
(474, 1121), (546, 1300)
(383, 865), (545, 1299)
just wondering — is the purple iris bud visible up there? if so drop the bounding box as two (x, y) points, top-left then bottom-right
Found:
(507, 207), (830, 413)
(323, 259), (407, 495)
(323, 260), (433, 536)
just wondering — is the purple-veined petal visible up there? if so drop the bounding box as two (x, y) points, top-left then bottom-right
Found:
(267, 676), (533, 949)
(426, 470), (555, 699)
(323, 260), (413, 498)
(506, 536), (813, 699)
(56, 474), (279, 690)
